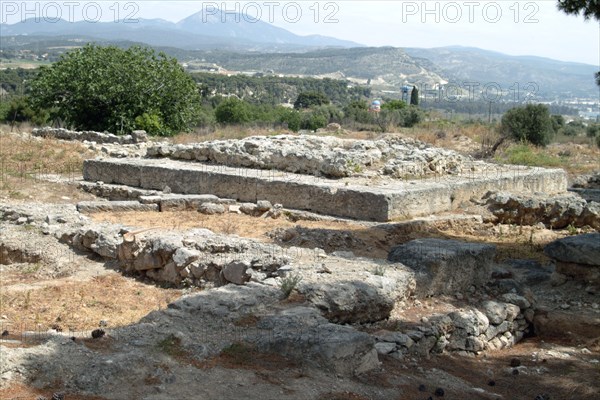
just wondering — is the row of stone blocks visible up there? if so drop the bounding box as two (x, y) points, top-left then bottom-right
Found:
(83, 158), (568, 221)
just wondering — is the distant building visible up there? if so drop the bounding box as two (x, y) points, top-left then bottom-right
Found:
(369, 100), (381, 113)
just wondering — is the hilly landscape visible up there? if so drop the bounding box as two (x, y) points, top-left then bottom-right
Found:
(1, 9), (598, 99)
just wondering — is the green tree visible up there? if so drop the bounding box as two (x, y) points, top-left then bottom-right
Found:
(1, 96), (48, 126)
(557, 0), (600, 20)
(214, 98), (251, 124)
(586, 123), (600, 137)
(550, 114), (565, 133)
(500, 104), (554, 146)
(29, 45), (201, 136)
(294, 91), (330, 109)
(381, 99), (406, 110)
(410, 86), (420, 106)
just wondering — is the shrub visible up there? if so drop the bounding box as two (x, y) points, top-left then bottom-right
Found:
(500, 104), (553, 146)
(29, 44), (201, 135)
(215, 98), (251, 124)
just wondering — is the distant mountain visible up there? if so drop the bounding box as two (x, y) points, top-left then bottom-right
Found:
(403, 46), (598, 98)
(0, 8), (361, 51)
(186, 47), (445, 87)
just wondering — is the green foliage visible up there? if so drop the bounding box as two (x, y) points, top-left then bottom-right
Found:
(276, 107), (301, 131)
(500, 104), (554, 146)
(1, 96), (48, 125)
(343, 100), (373, 124)
(557, 0), (600, 20)
(410, 86), (420, 106)
(134, 112), (164, 136)
(294, 91), (330, 109)
(215, 97), (251, 124)
(497, 144), (563, 167)
(588, 124), (600, 137)
(280, 273), (302, 298)
(550, 114), (565, 132)
(29, 44), (202, 136)
(300, 112), (328, 131)
(378, 105), (424, 129)
(381, 99), (406, 110)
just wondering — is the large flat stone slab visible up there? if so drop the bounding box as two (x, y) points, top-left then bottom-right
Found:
(83, 158), (567, 222)
(388, 239), (496, 296)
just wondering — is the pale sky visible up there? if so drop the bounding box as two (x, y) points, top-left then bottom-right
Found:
(1, 1), (598, 65)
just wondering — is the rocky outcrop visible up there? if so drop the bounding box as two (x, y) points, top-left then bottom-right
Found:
(146, 135), (468, 178)
(299, 270), (414, 324)
(256, 307), (379, 376)
(387, 239), (495, 296)
(32, 127), (148, 144)
(373, 297), (534, 358)
(544, 233), (600, 286)
(117, 229), (290, 286)
(485, 191), (600, 230)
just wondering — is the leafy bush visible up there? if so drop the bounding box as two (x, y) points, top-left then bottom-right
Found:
(500, 104), (553, 146)
(381, 99), (406, 110)
(215, 98), (251, 124)
(29, 44), (201, 136)
(1, 96), (48, 125)
(586, 124), (600, 137)
(134, 112), (164, 136)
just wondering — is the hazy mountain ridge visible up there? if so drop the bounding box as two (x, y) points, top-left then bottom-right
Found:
(1, 11), (598, 98)
(0, 8), (361, 51)
(404, 46), (598, 98)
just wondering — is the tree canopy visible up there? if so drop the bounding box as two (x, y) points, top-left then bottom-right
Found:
(500, 104), (554, 146)
(29, 45), (202, 136)
(293, 91), (330, 109)
(557, 0), (600, 20)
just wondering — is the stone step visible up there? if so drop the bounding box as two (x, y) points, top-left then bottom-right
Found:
(76, 201), (159, 213)
(83, 158), (568, 222)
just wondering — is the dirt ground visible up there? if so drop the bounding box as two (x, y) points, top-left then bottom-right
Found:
(1, 131), (599, 399)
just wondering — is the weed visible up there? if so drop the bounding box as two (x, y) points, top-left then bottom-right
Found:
(566, 223), (578, 236)
(21, 263), (41, 275)
(280, 273), (303, 298)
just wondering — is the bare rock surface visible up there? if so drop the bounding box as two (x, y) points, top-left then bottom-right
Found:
(147, 134), (468, 178)
(485, 191), (600, 229)
(387, 238), (496, 296)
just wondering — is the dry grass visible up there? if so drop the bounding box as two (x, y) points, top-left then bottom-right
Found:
(0, 274), (185, 332)
(88, 210), (571, 265)
(0, 129), (95, 200)
(173, 125), (290, 144)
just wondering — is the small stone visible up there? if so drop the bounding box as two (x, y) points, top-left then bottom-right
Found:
(99, 320), (108, 327)
(512, 368), (519, 375)
(163, 186), (172, 194)
(1, 330), (9, 337)
(488, 380), (496, 386)
(418, 384), (426, 392)
(434, 387), (445, 396)
(510, 358), (521, 367)
(256, 200), (272, 212)
(91, 328), (105, 339)
(374, 342), (396, 355)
